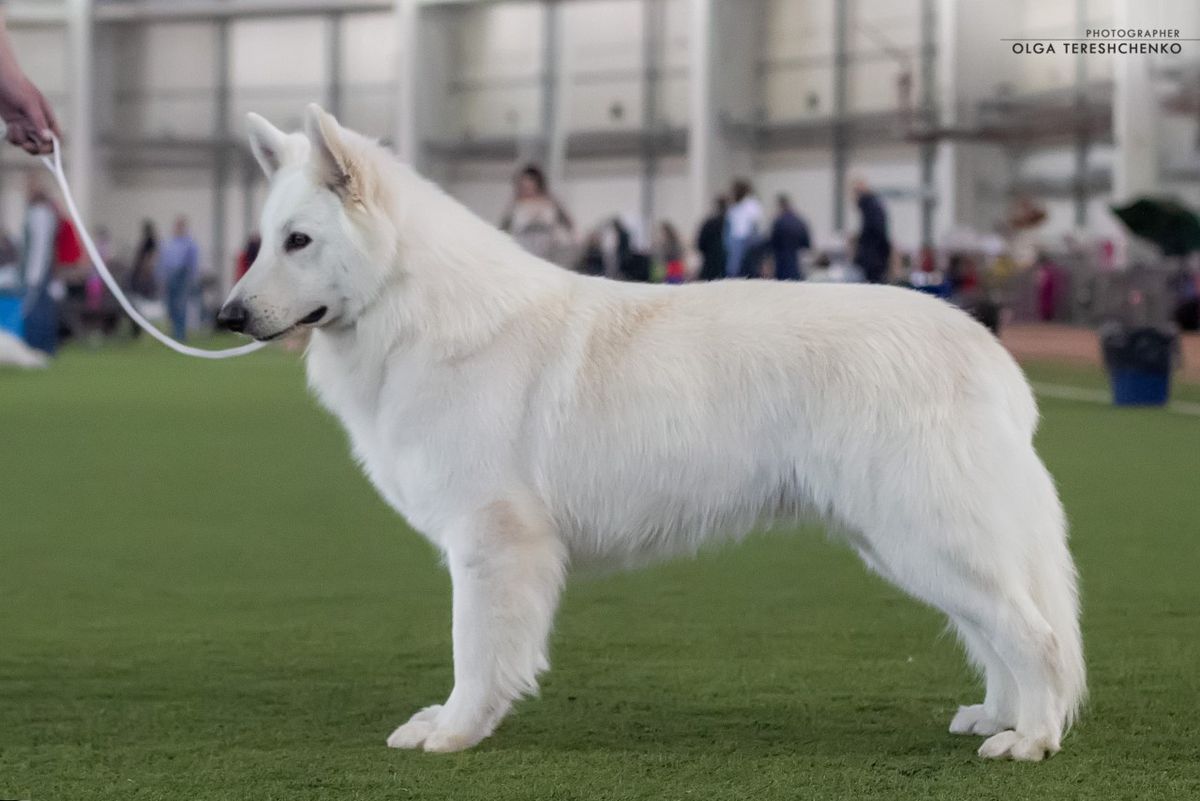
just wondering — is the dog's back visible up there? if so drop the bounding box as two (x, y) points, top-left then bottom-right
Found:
(521, 278), (1033, 564)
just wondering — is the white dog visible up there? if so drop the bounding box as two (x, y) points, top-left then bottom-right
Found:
(221, 105), (1084, 761)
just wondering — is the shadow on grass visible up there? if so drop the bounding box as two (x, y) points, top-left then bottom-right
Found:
(474, 693), (972, 759)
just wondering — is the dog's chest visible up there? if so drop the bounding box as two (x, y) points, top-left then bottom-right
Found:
(303, 337), (478, 539)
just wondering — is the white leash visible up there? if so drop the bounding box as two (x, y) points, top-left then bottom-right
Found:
(39, 135), (265, 359)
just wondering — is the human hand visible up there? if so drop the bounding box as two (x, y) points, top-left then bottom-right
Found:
(0, 71), (59, 155)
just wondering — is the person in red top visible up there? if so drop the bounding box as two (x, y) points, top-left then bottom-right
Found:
(658, 222), (686, 284)
(236, 233), (262, 282)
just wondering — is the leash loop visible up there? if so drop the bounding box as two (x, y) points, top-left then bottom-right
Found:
(40, 135), (265, 359)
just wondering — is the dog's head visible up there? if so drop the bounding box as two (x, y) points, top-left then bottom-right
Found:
(219, 104), (396, 341)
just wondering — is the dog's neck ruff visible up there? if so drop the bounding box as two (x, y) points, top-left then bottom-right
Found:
(41, 137), (265, 360)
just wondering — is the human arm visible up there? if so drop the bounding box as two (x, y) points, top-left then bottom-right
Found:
(0, 11), (61, 155)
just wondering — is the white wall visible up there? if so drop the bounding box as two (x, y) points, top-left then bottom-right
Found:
(437, 0), (690, 139)
(110, 22), (216, 138)
(340, 11), (399, 135)
(446, 2), (543, 140)
(1015, 0), (1116, 93)
(230, 17), (328, 133)
(762, 0), (833, 122)
(762, 0), (925, 121)
(5, 0), (1198, 279)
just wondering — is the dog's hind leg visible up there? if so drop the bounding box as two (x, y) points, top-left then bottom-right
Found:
(852, 533), (1018, 736)
(859, 530), (1067, 760)
(947, 616), (1017, 736)
(971, 591), (1069, 761)
(853, 451), (1081, 760)
(386, 497), (567, 753)
(850, 537), (1015, 736)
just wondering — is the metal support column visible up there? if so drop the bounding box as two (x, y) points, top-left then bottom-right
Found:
(831, 0), (849, 232)
(1112, 0), (1159, 202)
(1072, 0), (1089, 227)
(66, 0), (95, 221)
(540, 0), (568, 189)
(640, 0), (664, 241)
(687, 0), (714, 222)
(918, 0), (936, 248)
(394, 0), (422, 168)
(326, 11), (344, 118)
(213, 19), (231, 293)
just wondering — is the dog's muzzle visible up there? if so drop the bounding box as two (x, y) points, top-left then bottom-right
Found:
(217, 300), (249, 333)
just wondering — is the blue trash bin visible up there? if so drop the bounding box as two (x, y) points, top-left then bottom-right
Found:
(1109, 367), (1171, 407)
(1101, 324), (1176, 408)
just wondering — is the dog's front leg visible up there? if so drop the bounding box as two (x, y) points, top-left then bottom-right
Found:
(386, 502), (566, 753)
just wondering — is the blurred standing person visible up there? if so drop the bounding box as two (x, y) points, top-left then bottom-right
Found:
(610, 216), (651, 282)
(852, 178), (891, 284)
(695, 196), (727, 281)
(576, 230), (605, 276)
(657, 222), (686, 284)
(128, 220), (158, 339)
(725, 179), (763, 278)
(500, 164), (575, 267)
(19, 181), (60, 354)
(769, 194), (811, 281)
(0, 10), (60, 155)
(131, 220), (158, 295)
(157, 216), (199, 342)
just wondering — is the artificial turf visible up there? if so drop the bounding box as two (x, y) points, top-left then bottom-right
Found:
(1, 337), (1198, 800)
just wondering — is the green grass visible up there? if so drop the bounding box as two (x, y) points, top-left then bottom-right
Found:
(1021, 360), (1200, 405)
(2, 339), (1198, 800)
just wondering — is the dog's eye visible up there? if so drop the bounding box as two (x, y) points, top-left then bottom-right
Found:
(285, 232), (312, 252)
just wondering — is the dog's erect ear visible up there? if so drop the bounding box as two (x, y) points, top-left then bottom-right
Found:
(304, 103), (366, 205)
(246, 113), (299, 178)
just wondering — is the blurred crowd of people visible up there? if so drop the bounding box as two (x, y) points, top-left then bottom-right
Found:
(3, 156), (1197, 365)
(505, 162), (894, 289)
(0, 175), (210, 357)
(497, 161), (1200, 336)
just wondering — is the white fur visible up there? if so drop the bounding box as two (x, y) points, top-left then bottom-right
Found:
(225, 105), (1085, 759)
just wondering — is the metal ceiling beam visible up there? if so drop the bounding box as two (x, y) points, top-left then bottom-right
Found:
(95, 0), (392, 24)
(90, 0), (608, 24)
(423, 127), (688, 162)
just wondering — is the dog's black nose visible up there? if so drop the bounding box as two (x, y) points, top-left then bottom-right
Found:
(217, 301), (248, 333)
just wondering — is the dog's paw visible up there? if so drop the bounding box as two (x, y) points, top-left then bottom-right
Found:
(949, 704), (1007, 736)
(977, 730), (1060, 762)
(386, 704), (442, 749)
